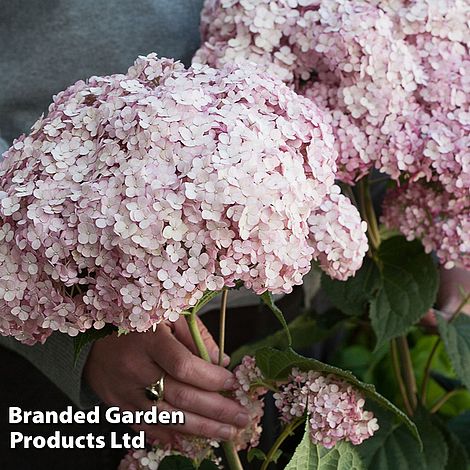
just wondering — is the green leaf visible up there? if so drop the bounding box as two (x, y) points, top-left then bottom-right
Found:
(159, 455), (195, 470)
(359, 406), (447, 470)
(322, 257), (381, 316)
(285, 422), (364, 470)
(444, 432), (470, 470)
(73, 324), (116, 364)
(358, 410), (424, 470)
(449, 411), (470, 457)
(410, 335), (470, 416)
(230, 313), (335, 367)
(370, 237), (439, 348)
(334, 345), (374, 379)
(260, 291), (292, 346)
(247, 448), (267, 463)
(413, 408), (448, 470)
(255, 347), (420, 444)
(434, 418), (470, 470)
(437, 314), (470, 390)
(247, 448), (282, 464)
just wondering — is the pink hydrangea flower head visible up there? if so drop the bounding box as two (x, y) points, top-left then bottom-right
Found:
(381, 181), (470, 270)
(274, 368), (379, 448)
(195, 0), (469, 189)
(0, 54), (367, 344)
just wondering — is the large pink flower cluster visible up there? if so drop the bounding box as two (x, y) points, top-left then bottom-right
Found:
(274, 368), (379, 448)
(195, 0), (469, 190)
(194, 0), (469, 267)
(381, 181), (470, 270)
(0, 54), (367, 344)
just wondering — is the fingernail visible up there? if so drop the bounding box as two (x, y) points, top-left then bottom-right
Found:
(218, 425), (235, 441)
(235, 412), (250, 427)
(223, 377), (236, 390)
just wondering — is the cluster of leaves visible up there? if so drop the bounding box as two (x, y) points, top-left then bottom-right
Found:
(314, 235), (470, 469)
(322, 236), (439, 349)
(228, 234), (469, 469)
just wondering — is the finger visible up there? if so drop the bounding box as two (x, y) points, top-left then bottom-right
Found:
(164, 376), (249, 428)
(171, 317), (205, 357)
(141, 400), (238, 442)
(151, 326), (236, 391)
(130, 422), (178, 448)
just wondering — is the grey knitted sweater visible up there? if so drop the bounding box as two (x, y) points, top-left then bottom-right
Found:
(0, 0), (267, 409)
(0, 0), (204, 408)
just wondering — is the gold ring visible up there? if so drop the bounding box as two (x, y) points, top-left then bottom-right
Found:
(145, 373), (166, 403)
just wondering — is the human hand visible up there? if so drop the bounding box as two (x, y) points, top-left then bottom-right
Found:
(83, 316), (250, 446)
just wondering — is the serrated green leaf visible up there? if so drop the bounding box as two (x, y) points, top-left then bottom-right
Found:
(255, 347), (420, 444)
(370, 237), (439, 348)
(437, 314), (470, 391)
(260, 291), (292, 346)
(358, 418), (424, 469)
(413, 407), (448, 470)
(159, 455), (195, 470)
(73, 324), (116, 364)
(359, 406), (447, 470)
(322, 257), (381, 316)
(286, 422), (364, 470)
(434, 418), (470, 470)
(449, 411), (470, 457)
(230, 313), (335, 368)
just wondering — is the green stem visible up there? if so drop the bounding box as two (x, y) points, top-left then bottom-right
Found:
(421, 293), (470, 405)
(391, 339), (414, 416)
(186, 296), (243, 470)
(430, 389), (459, 414)
(357, 178), (381, 252)
(420, 336), (440, 405)
(397, 336), (417, 411)
(260, 418), (304, 470)
(186, 311), (211, 362)
(222, 441), (243, 470)
(219, 289), (228, 367)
